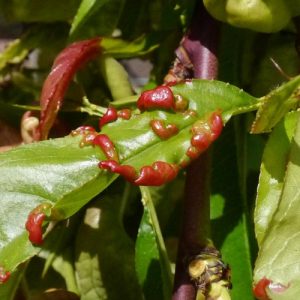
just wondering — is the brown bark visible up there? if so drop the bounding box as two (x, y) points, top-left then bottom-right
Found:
(172, 2), (220, 299)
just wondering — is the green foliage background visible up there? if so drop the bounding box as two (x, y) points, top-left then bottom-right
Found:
(0, 1), (299, 299)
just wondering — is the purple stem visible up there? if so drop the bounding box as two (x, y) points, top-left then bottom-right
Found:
(172, 2), (220, 300)
(181, 4), (219, 79)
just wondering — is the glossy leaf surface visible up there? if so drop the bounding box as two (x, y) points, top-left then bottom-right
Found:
(0, 135), (113, 275)
(171, 80), (258, 123)
(0, 79), (258, 277)
(254, 112), (300, 298)
(254, 112), (298, 245)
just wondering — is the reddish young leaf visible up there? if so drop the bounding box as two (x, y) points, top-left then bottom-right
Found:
(38, 38), (101, 140)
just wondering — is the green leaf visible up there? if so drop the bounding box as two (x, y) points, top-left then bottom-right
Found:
(254, 112), (300, 297)
(211, 121), (255, 300)
(0, 39), (29, 71)
(98, 55), (133, 101)
(0, 25), (66, 72)
(135, 187), (172, 300)
(50, 248), (78, 294)
(0, 265), (25, 300)
(101, 35), (159, 58)
(170, 80), (258, 123)
(0, 79), (258, 275)
(70, 0), (109, 37)
(254, 112), (298, 245)
(251, 75), (300, 134)
(0, 135), (114, 274)
(38, 216), (83, 294)
(75, 193), (142, 299)
(69, 0), (125, 40)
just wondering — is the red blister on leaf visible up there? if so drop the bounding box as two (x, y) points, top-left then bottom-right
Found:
(210, 111), (223, 141)
(191, 132), (211, 151)
(99, 160), (137, 182)
(253, 278), (271, 300)
(93, 134), (119, 162)
(186, 111), (223, 161)
(71, 126), (96, 135)
(150, 119), (179, 140)
(0, 267), (10, 284)
(25, 204), (52, 245)
(186, 146), (201, 160)
(137, 86), (175, 111)
(134, 161), (178, 186)
(117, 108), (132, 120)
(99, 107), (118, 129)
(99, 160), (178, 186)
(38, 38), (101, 140)
(25, 211), (46, 245)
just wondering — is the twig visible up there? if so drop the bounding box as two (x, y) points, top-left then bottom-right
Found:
(172, 2), (220, 300)
(269, 57), (292, 80)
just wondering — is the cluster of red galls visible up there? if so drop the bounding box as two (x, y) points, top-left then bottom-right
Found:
(23, 85), (223, 263)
